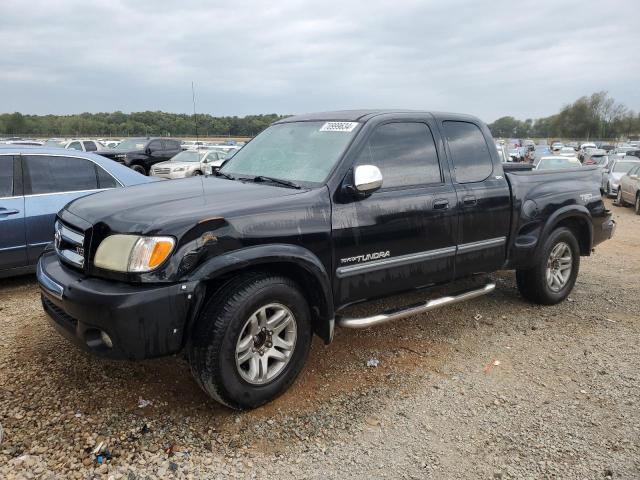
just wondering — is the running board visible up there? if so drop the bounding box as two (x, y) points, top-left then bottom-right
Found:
(336, 283), (495, 329)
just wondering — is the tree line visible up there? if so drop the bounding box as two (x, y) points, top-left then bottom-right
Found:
(0, 111), (287, 138)
(488, 91), (639, 140)
(2, 91), (638, 140)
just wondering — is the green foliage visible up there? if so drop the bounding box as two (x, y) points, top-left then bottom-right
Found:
(489, 91), (639, 140)
(0, 111), (288, 137)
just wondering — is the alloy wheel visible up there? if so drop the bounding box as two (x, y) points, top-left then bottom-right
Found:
(235, 303), (297, 385)
(545, 242), (572, 292)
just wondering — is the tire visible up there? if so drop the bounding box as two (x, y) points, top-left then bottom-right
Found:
(131, 164), (147, 175)
(188, 272), (312, 410)
(193, 170), (202, 176)
(606, 182), (611, 197)
(635, 194), (640, 215)
(616, 188), (626, 207)
(516, 227), (580, 305)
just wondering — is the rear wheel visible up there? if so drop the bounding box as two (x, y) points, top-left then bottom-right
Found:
(193, 170), (202, 176)
(616, 188), (626, 206)
(188, 272), (312, 410)
(131, 164), (147, 175)
(516, 227), (580, 305)
(635, 194), (640, 215)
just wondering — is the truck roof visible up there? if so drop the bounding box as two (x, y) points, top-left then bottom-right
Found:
(276, 109), (481, 124)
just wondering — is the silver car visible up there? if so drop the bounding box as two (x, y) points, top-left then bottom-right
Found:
(150, 150), (227, 179)
(601, 156), (640, 197)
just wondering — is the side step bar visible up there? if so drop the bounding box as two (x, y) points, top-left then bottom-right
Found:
(336, 283), (495, 329)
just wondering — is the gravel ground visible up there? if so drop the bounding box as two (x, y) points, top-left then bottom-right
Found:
(1, 198), (638, 479)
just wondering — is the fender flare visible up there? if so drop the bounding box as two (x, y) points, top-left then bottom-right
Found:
(190, 244), (335, 343)
(536, 205), (593, 259)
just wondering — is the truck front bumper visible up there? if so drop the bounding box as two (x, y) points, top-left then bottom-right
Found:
(37, 251), (198, 360)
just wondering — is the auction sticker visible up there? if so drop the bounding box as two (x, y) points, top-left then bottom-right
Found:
(319, 122), (359, 132)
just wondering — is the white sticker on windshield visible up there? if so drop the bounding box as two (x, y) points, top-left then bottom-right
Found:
(319, 122), (359, 132)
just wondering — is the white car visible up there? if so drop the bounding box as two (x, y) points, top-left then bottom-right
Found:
(64, 139), (108, 153)
(551, 142), (564, 151)
(558, 147), (578, 158)
(535, 156), (581, 170)
(150, 149), (228, 179)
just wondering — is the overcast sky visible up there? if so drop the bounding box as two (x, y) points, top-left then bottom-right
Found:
(1, 0), (639, 122)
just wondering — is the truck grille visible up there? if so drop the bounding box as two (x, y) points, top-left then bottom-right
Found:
(54, 220), (86, 269)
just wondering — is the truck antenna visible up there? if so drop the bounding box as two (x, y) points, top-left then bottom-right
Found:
(191, 81), (198, 140)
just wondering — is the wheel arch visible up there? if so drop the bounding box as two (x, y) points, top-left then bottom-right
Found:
(187, 245), (335, 344)
(539, 206), (593, 258)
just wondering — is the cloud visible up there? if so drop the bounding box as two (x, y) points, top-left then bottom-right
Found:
(1, 0), (638, 121)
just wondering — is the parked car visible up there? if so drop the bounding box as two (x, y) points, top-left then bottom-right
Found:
(583, 149), (608, 166)
(63, 139), (108, 153)
(0, 147), (155, 278)
(3, 140), (43, 146)
(578, 142), (598, 161)
(535, 156), (582, 170)
(43, 139), (67, 148)
(102, 140), (121, 149)
(558, 147), (578, 158)
(616, 164), (640, 214)
(150, 149), (227, 179)
(37, 110), (614, 410)
(551, 142), (564, 151)
(100, 137), (184, 175)
(495, 142), (510, 163)
(601, 156), (640, 197)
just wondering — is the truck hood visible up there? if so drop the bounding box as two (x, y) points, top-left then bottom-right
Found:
(63, 177), (305, 234)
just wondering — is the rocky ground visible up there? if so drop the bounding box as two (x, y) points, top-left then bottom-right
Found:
(0, 198), (638, 479)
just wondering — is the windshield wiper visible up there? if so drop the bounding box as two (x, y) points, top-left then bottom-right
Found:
(215, 170), (235, 180)
(252, 176), (301, 189)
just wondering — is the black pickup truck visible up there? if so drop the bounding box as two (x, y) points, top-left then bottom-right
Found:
(37, 110), (615, 409)
(100, 137), (183, 175)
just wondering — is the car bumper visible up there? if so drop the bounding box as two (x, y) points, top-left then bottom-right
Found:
(593, 212), (615, 247)
(37, 251), (198, 360)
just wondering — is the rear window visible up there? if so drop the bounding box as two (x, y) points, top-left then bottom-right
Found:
(23, 155), (98, 194)
(83, 141), (97, 152)
(443, 121), (493, 183)
(0, 156), (13, 197)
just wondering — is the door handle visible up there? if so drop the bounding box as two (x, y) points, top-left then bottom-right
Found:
(0, 208), (20, 217)
(463, 195), (477, 206)
(433, 199), (449, 210)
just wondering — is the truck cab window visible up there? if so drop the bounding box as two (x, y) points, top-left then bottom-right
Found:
(23, 155), (98, 194)
(443, 121), (493, 183)
(355, 122), (441, 189)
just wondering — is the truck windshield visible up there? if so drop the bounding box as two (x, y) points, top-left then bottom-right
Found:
(220, 121), (359, 186)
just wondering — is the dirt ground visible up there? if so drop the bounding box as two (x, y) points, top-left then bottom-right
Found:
(0, 198), (638, 479)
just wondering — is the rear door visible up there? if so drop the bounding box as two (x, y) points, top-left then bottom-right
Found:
(0, 155), (26, 272)
(22, 154), (100, 264)
(332, 117), (458, 307)
(440, 120), (511, 278)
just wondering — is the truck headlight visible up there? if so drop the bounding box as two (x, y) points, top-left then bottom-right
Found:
(94, 235), (175, 272)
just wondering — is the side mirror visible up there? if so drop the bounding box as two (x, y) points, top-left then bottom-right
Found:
(353, 165), (383, 194)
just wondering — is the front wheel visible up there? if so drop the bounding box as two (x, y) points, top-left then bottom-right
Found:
(188, 272), (312, 410)
(616, 188), (626, 207)
(635, 195), (640, 215)
(131, 164), (147, 175)
(516, 227), (580, 305)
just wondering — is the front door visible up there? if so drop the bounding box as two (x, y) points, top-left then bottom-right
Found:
(440, 120), (511, 278)
(0, 155), (26, 272)
(332, 119), (458, 308)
